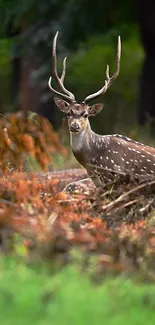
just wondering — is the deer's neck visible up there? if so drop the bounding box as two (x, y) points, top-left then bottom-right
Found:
(70, 121), (92, 154)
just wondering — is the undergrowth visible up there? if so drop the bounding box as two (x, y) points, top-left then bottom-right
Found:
(0, 112), (155, 323)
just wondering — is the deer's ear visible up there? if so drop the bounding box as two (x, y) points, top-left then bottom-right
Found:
(89, 103), (103, 116)
(54, 97), (70, 113)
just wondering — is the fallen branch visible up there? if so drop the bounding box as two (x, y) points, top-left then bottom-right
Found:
(101, 180), (155, 212)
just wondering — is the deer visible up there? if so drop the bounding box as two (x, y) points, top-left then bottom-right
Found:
(48, 31), (155, 188)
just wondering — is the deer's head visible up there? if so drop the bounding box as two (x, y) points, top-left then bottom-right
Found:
(48, 31), (121, 134)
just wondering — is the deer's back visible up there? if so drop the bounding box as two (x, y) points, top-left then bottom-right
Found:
(77, 134), (155, 186)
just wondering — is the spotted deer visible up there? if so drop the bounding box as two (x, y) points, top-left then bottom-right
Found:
(48, 31), (155, 187)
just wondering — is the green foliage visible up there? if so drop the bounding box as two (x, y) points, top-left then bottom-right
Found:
(0, 39), (12, 113)
(1, 0), (136, 47)
(0, 258), (155, 324)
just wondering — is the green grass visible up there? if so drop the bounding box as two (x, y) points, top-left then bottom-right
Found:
(0, 257), (155, 325)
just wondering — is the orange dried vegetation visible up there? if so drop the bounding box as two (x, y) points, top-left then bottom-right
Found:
(0, 169), (154, 279)
(0, 111), (68, 173)
(0, 112), (155, 278)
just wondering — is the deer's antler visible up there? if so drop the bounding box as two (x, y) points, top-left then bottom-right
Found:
(48, 31), (76, 103)
(83, 36), (121, 104)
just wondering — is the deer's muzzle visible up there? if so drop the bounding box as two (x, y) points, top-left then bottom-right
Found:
(70, 123), (80, 133)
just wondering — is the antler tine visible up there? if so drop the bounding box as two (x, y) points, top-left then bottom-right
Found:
(105, 35), (121, 86)
(60, 56), (67, 83)
(48, 76), (74, 102)
(50, 31), (75, 101)
(83, 36), (121, 104)
(48, 54), (72, 102)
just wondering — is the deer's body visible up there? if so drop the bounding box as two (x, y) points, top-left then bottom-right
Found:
(70, 123), (155, 185)
(48, 32), (155, 187)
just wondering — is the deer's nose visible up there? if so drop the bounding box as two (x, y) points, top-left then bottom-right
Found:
(70, 123), (80, 132)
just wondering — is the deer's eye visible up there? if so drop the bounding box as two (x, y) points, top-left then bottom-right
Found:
(83, 112), (88, 118)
